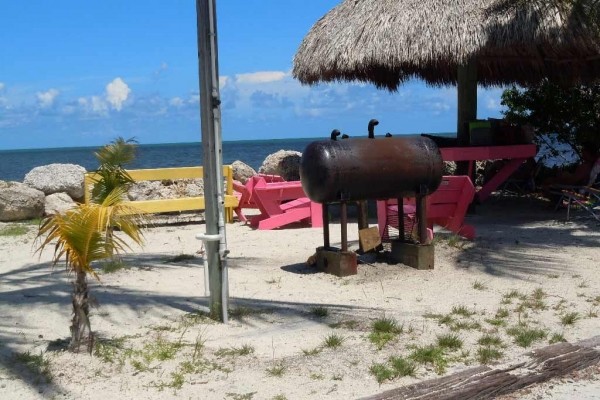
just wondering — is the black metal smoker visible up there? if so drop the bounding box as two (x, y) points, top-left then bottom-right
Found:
(300, 120), (444, 276)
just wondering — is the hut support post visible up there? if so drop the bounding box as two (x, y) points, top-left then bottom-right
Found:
(196, 0), (228, 323)
(457, 58), (478, 176)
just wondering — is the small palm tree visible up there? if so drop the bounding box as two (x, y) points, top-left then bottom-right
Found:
(36, 188), (145, 352)
(91, 137), (137, 204)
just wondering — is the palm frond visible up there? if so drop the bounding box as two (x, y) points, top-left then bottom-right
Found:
(94, 137), (137, 166)
(36, 187), (146, 278)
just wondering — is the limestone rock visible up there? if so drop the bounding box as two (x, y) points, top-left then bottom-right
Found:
(44, 193), (76, 216)
(0, 181), (45, 221)
(127, 179), (204, 201)
(24, 163), (86, 199)
(128, 181), (163, 201)
(232, 160), (256, 184)
(258, 150), (302, 181)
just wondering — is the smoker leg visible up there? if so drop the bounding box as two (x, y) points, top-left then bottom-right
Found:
(397, 197), (404, 241)
(340, 202), (348, 252)
(416, 194), (427, 244)
(322, 203), (330, 248)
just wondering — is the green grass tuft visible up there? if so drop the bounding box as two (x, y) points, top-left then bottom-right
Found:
(389, 356), (417, 377)
(266, 362), (286, 377)
(310, 306), (329, 318)
(94, 337), (127, 364)
(369, 317), (403, 349)
(409, 345), (448, 374)
(101, 259), (128, 273)
(477, 334), (504, 347)
(549, 333), (567, 344)
(506, 326), (547, 348)
(13, 351), (53, 383)
(472, 280), (487, 291)
(436, 334), (463, 351)
(560, 312), (580, 326)
(215, 344), (255, 357)
(449, 321), (481, 332)
(301, 347), (322, 356)
(372, 317), (403, 334)
(369, 363), (395, 384)
(323, 333), (344, 348)
(451, 305), (476, 317)
(0, 224), (29, 237)
(476, 347), (503, 364)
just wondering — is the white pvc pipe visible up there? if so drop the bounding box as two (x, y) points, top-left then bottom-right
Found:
(195, 233), (222, 297)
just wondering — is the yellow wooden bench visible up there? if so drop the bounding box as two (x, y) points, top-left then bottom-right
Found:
(84, 165), (239, 222)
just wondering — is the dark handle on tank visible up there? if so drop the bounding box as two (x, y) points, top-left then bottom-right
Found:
(368, 119), (379, 139)
(330, 129), (341, 141)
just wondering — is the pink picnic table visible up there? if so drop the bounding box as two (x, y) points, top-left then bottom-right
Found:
(250, 180), (322, 230)
(439, 144), (537, 202)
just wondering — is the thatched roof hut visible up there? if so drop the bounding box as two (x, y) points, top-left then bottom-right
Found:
(293, 0), (600, 90)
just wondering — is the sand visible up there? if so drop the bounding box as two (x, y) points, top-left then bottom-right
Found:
(0, 195), (599, 399)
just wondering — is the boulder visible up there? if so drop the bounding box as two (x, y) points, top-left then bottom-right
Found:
(24, 163), (86, 199)
(0, 181), (45, 221)
(232, 160), (256, 184)
(44, 192), (76, 216)
(258, 150), (302, 181)
(128, 181), (163, 201)
(127, 179), (205, 201)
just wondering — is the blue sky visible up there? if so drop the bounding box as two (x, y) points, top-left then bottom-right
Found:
(0, 0), (506, 150)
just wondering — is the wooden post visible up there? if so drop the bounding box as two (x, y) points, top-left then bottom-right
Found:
(456, 58), (477, 177)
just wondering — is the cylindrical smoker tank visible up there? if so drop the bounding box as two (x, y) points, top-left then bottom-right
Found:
(300, 136), (443, 203)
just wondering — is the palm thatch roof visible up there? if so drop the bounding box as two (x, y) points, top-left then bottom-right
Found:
(293, 0), (600, 90)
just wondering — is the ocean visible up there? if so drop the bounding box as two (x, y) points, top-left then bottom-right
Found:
(0, 134), (573, 183)
(0, 138), (321, 182)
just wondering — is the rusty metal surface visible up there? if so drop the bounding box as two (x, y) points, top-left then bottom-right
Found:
(300, 136), (443, 203)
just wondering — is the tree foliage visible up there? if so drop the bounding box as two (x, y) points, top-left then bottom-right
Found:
(91, 137), (137, 203)
(36, 187), (145, 352)
(501, 81), (600, 159)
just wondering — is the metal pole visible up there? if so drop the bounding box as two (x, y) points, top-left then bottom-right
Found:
(196, 0), (228, 322)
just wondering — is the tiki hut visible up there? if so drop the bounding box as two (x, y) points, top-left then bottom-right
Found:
(293, 0), (600, 143)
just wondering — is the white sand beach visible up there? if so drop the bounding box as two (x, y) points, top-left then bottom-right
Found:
(1, 195), (599, 399)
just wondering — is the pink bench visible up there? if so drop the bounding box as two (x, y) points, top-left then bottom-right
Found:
(233, 175), (285, 223)
(377, 175), (476, 241)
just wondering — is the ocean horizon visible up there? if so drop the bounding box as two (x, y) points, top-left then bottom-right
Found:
(1, 134), (455, 182)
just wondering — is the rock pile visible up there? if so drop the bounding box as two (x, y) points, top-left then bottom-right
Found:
(0, 149), (305, 222)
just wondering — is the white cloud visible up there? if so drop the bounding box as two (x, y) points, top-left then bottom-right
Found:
(37, 88), (59, 108)
(219, 76), (229, 89)
(0, 82), (5, 91)
(169, 97), (184, 107)
(105, 77), (131, 111)
(486, 97), (502, 111)
(235, 71), (287, 84)
(78, 95), (109, 115)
